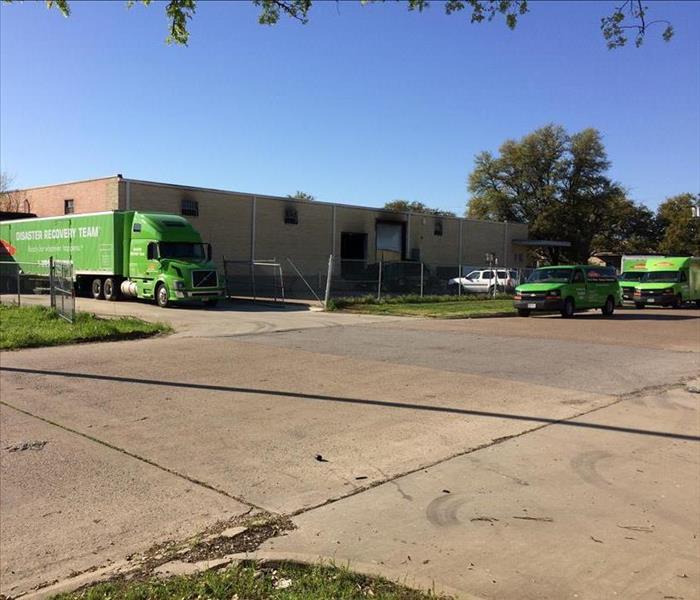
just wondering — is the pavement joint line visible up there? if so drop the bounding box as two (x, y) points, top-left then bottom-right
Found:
(0, 401), (268, 514)
(285, 379), (693, 519)
(2, 367), (697, 441)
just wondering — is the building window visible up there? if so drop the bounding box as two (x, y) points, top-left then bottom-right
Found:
(434, 220), (443, 236)
(181, 198), (199, 217)
(284, 205), (298, 225)
(64, 199), (74, 214)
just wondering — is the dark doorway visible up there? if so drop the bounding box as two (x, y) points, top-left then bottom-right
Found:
(341, 232), (367, 260)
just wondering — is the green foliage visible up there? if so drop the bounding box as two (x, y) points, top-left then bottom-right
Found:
(656, 193), (700, 256)
(384, 200), (456, 217)
(600, 0), (673, 49)
(466, 124), (642, 262)
(287, 190), (316, 201)
(0, 305), (170, 349)
(53, 560), (450, 600)
(2, 0), (672, 48)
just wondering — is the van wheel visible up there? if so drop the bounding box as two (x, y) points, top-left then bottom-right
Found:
(155, 283), (170, 308)
(103, 278), (120, 301)
(601, 296), (615, 316)
(560, 298), (575, 318)
(487, 285), (495, 296)
(517, 308), (530, 317)
(91, 278), (103, 299)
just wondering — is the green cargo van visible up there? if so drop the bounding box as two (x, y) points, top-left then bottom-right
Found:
(633, 257), (700, 308)
(514, 265), (621, 318)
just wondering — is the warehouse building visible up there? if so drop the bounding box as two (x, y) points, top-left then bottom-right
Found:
(14, 175), (529, 296)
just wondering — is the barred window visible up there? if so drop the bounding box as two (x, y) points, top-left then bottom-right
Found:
(434, 220), (443, 236)
(284, 206), (298, 225)
(181, 198), (199, 217)
(64, 199), (74, 214)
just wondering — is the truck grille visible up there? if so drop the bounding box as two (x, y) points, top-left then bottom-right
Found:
(520, 292), (546, 300)
(192, 270), (218, 288)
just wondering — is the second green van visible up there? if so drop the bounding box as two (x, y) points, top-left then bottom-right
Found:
(514, 265), (621, 318)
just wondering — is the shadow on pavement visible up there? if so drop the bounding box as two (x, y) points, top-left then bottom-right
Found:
(2, 367), (698, 443)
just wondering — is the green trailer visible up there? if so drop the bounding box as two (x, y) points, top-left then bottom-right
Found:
(632, 256), (700, 308)
(0, 211), (224, 307)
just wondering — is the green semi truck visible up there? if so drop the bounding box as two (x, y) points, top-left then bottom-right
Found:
(632, 256), (700, 308)
(0, 211), (224, 307)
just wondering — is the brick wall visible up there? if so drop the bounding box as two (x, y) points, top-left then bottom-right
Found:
(21, 177), (119, 217)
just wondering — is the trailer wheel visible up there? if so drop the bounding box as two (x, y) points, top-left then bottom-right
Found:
(103, 278), (120, 301)
(91, 278), (103, 300)
(155, 283), (170, 308)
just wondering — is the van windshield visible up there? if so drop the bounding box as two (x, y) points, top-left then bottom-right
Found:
(159, 242), (206, 261)
(527, 268), (572, 283)
(643, 271), (679, 283)
(620, 272), (645, 281)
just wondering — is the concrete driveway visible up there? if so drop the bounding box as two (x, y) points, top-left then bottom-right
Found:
(1, 300), (698, 598)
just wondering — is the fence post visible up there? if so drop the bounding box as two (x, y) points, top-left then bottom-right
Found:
(324, 255), (333, 308)
(377, 260), (383, 301)
(222, 256), (228, 298)
(49, 256), (55, 308)
(420, 262), (424, 297)
(458, 264), (462, 297)
(16, 266), (21, 306)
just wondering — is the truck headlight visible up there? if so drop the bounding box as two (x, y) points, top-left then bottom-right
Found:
(174, 280), (185, 290)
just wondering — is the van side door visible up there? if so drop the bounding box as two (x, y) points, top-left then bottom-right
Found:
(571, 269), (588, 307)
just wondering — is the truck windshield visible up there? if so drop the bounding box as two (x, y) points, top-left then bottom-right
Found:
(642, 271), (679, 283)
(620, 272), (645, 281)
(527, 268), (571, 283)
(159, 242), (206, 261)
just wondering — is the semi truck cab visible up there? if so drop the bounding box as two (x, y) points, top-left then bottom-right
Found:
(122, 213), (224, 307)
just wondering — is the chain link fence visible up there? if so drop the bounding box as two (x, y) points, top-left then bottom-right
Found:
(223, 256), (534, 306)
(0, 259), (75, 322)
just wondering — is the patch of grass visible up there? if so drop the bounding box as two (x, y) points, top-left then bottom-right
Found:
(327, 295), (514, 318)
(54, 561), (450, 600)
(0, 304), (171, 350)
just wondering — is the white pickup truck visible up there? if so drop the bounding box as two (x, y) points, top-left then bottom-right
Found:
(448, 269), (517, 294)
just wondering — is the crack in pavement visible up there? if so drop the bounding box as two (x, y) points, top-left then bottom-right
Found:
(0, 402), (266, 513)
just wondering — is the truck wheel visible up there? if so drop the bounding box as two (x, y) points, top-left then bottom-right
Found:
(601, 296), (615, 316)
(155, 283), (170, 308)
(103, 278), (120, 301)
(517, 308), (531, 317)
(560, 297), (575, 318)
(91, 278), (103, 300)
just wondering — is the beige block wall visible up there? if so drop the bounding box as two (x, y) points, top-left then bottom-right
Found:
(21, 177), (119, 217)
(12, 177), (529, 274)
(122, 181), (253, 268)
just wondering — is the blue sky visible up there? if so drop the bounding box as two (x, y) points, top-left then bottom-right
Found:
(1, 0), (698, 214)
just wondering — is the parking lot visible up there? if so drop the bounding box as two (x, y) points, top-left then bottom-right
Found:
(1, 301), (699, 599)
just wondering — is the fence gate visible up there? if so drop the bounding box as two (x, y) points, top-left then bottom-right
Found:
(223, 259), (286, 303)
(50, 259), (75, 322)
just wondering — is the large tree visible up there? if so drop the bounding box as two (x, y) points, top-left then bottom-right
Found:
(656, 193), (700, 256)
(384, 199), (455, 217)
(467, 124), (643, 263)
(2, 0), (674, 48)
(0, 172), (30, 213)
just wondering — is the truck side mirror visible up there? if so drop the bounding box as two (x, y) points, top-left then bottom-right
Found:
(207, 243), (212, 261)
